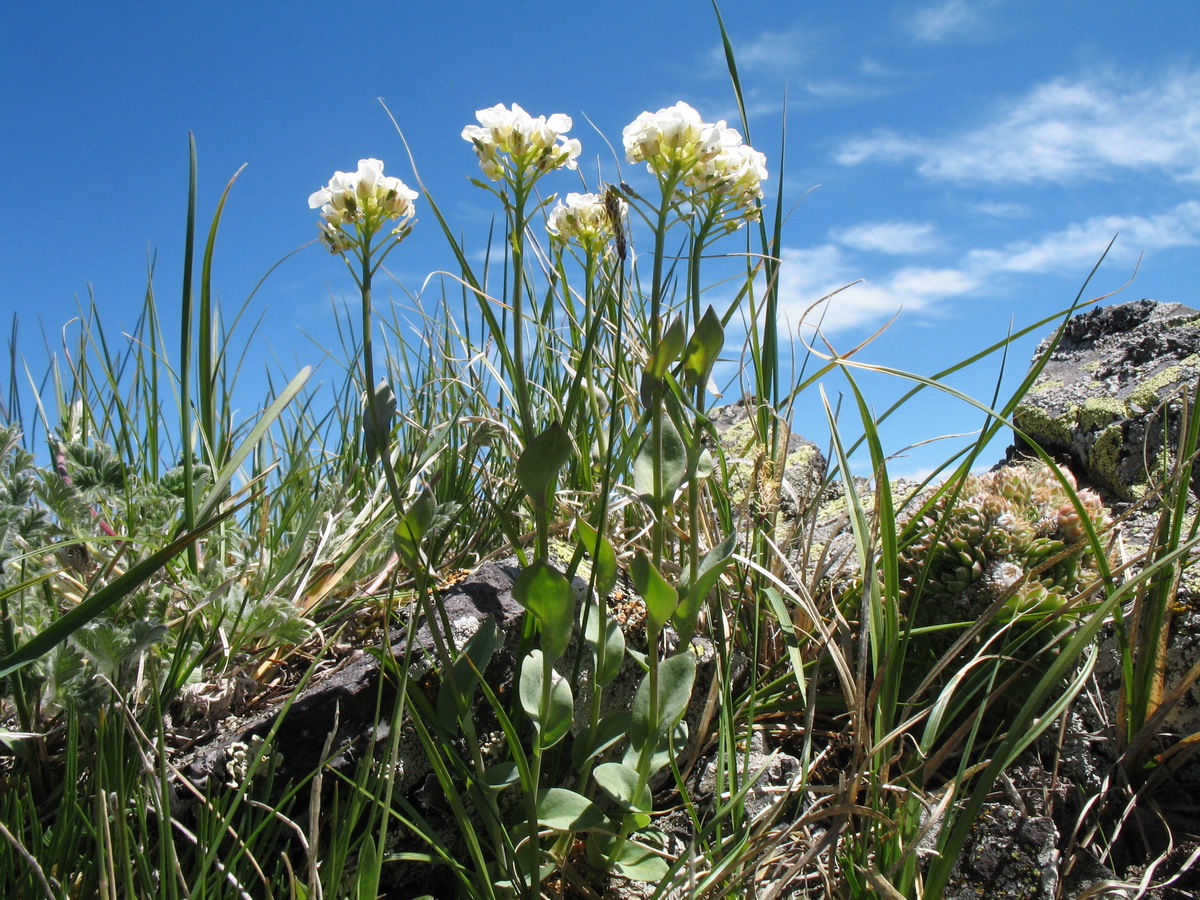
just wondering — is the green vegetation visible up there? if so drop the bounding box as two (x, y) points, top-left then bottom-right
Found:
(1, 15), (1198, 899)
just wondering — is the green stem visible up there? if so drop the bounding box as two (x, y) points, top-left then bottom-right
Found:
(510, 184), (534, 441)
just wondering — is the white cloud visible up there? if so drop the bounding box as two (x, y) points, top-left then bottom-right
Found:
(727, 26), (809, 72)
(833, 220), (941, 254)
(906, 0), (998, 42)
(774, 201), (1200, 335)
(774, 244), (980, 335)
(836, 68), (1200, 184)
(973, 200), (1031, 219)
(714, 26), (892, 104)
(964, 201), (1200, 274)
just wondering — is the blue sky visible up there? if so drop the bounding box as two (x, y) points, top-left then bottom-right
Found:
(3, 1), (1198, 477)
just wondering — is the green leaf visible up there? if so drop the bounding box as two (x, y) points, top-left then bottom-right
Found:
(609, 839), (669, 881)
(575, 519), (618, 597)
(436, 616), (499, 730)
(674, 532), (737, 645)
(512, 559), (575, 662)
(536, 788), (607, 832)
(633, 415), (687, 504)
(362, 378), (396, 467)
(624, 721), (689, 775)
(581, 604), (625, 688)
(518, 650), (574, 748)
(682, 305), (724, 389)
(393, 488), (436, 570)
(516, 420), (572, 509)
(572, 712), (630, 767)
(626, 652), (696, 763)
(629, 552), (677, 636)
(0, 508), (235, 681)
(484, 761), (520, 790)
(645, 316), (686, 380)
(593, 762), (652, 816)
(355, 836), (381, 900)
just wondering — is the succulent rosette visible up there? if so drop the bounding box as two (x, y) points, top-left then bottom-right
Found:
(898, 463), (1115, 624)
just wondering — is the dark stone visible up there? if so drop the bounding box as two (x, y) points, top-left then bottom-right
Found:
(944, 804), (1058, 900)
(1011, 299), (1200, 501)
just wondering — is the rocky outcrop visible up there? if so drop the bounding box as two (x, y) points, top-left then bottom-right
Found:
(711, 396), (826, 524)
(1012, 299), (1200, 500)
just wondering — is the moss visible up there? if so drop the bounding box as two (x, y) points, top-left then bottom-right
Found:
(719, 418), (820, 508)
(549, 537), (593, 582)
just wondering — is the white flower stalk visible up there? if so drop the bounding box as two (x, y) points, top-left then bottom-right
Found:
(623, 103), (767, 227)
(308, 158), (417, 253)
(547, 191), (626, 256)
(622, 101), (716, 176)
(462, 103), (581, 182)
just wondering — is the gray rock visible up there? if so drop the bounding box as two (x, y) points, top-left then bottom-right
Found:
(943, 803), (1059, 900)
(711, 396), (827, 524)
(1012, 299), (1200, 500)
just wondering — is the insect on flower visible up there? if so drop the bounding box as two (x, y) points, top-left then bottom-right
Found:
(603, 185), (628, 262)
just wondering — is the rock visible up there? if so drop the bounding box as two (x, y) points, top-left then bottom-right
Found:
(711, 397), (826, 525)
(1012, 299), (1200, 501)
(175, 555), (735, 893)
(177, 561), (528, 798)
(943, 803), (1059, 900)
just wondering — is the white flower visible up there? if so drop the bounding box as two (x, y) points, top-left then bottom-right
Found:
(309, 159), (417, 252)
(462, 103), (581, 181)
(547, 191), (626, 253)
(622, 102), (714, 176)
(623, 103), (767, 226)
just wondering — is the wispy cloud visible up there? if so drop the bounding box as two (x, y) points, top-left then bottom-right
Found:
(713, 25), (893, 105)
(905, 0), (1000, 42)
(836, 68), (1200, 184)
(774, 244), (978, 335)
(964, 201), (1200, 274)
(776, 201), (1200, 334)
(833, 220), (941, 254)
(726, 25), (810, 73)
(973, 201), (1031, 219)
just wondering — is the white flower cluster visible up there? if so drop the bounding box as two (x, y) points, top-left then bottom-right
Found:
(623, 101), (767, 222)
(462, 103), (581, 182)
(308, 158), (418, 252)
(546, 191), (626, 254)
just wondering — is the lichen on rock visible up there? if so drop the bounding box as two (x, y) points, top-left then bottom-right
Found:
(1012, 299), (1200, 500)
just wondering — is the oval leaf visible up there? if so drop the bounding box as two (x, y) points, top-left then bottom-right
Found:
(575, 519), (618, 598)
(516, 421), (572, 509)
(518, 650), (575, 749)
(593, 762), (652, 814)
(633, 415), (687, 504)
(682, 305), (724, 390)
(645, 315), (686, 380)
(512, 559), (575, 662)
(674, 532), (737, 645)
(582, 609), (626, 688)
(627, 651), (696, 761)
(536, 788), (606, 832)
(630, 551), (678, 636)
